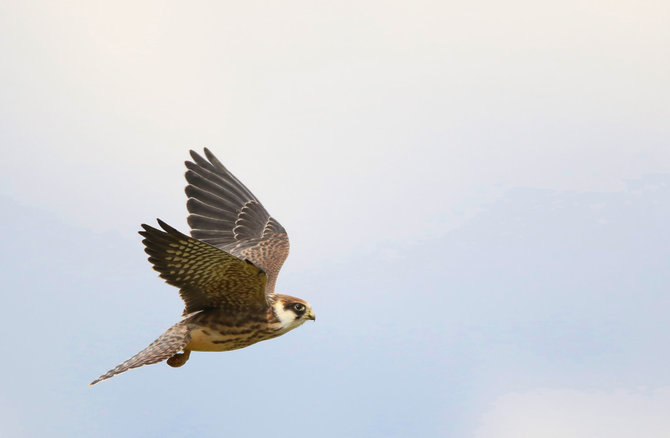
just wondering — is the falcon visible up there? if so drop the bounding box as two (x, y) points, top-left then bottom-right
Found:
(91, 148), (315, 385)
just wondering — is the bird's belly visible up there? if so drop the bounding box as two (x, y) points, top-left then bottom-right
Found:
(186, 326), (274, 352)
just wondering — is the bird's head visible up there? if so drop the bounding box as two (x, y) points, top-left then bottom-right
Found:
(272, 295), (315, 331)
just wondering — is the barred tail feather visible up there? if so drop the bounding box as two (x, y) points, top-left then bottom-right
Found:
(90, 323), (191, 385)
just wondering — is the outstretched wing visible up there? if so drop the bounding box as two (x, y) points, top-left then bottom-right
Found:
(140, 219), (268, 315)
(184, 148), (290, 294)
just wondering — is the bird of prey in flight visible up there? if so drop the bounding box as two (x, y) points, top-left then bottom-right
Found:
(91, 148), (315, 385)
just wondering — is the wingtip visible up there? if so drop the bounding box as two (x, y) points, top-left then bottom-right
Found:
(156, 218), (181, 236)
(139, 220), (178, 237)
(188, 149), (201, 162)
(203, 148), (224, 168)
(202, 147), (214, 161)
(188, 147), (212, 161)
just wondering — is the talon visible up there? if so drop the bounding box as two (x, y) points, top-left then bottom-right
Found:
(167, 350), (191, 367)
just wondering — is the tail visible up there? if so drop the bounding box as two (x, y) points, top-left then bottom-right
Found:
(90, 322), (191, 385)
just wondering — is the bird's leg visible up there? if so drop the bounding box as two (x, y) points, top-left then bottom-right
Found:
(166, 349), (191, 367)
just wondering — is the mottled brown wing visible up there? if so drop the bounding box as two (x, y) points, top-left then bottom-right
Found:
(184, 148), (290, 294)
(140, 219), (268, 315)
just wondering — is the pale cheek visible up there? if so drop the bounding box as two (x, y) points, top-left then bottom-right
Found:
(274, 305), (297, 328)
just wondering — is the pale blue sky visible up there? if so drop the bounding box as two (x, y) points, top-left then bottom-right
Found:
(1, 1), (669, 437)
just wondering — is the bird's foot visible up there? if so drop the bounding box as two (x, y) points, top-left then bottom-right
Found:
(166, 350), (191, 367)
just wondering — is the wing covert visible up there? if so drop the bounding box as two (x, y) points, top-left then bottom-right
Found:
(140, 219), (268, 315)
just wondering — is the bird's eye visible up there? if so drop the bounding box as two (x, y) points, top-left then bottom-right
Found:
(293, 303), (305, 313)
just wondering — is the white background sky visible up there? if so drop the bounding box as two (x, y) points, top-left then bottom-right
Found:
(1, 1), (669, 437)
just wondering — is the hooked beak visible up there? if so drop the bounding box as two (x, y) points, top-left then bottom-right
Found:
(306, 310), (316, 321)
